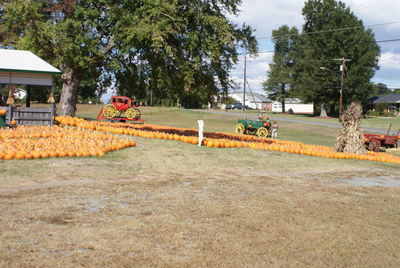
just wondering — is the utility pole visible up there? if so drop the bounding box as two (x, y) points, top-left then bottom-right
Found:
(335, 57), (351, 118)
(243, 55), (247, 111)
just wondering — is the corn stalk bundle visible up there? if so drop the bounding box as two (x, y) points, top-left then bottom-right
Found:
(334, 102), (366, 154)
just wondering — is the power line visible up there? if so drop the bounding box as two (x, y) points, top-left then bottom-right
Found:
(256, 21), (400, 40)
(376, 38), (400, 43)
(238, 37), (400, 56)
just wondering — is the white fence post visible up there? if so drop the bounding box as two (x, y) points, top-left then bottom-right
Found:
(198, 120), (204, 146)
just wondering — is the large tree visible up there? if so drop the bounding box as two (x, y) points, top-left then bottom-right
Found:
(263, 25), (298, 113)
(1, 0), (257, 114)
(1, 0), (112, 114)
(110, 0), (257, 108)
(291, 0), (380, 115)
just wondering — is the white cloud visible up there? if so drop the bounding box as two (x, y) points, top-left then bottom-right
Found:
(342, 0), (400, 25)
(231, 0), (304, 37)
(379, 52), (400, 70)
(229, 0), (400, 90)
(230, 53), (273, 93)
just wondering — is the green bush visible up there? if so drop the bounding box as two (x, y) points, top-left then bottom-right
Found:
(367, 104), (397, 117)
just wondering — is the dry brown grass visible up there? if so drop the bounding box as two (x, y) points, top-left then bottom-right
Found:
(1, 108), (400, 267)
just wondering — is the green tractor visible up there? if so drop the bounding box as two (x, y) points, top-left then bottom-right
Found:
(235, 114), (271, 138)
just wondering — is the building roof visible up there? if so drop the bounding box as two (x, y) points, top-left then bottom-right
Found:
(229, 91), (272, 103)
(0, 49), (61, 74)
(252, 93), (272, 103)
(373, 93), (400, 104)
(271, 98), (308, 104)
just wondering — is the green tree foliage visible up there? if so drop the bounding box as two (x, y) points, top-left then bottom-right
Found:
(291, 0), (380, 115)
(263, 25), (298, 112)
(1, 0), (112, 114)
(110, 0), (257, 108)
(1, 0), (257, 113)
(371, 83), (392, 96)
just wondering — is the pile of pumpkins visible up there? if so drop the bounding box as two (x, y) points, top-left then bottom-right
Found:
(0, 125), (135, 160)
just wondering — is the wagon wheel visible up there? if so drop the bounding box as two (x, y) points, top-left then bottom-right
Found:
(235, 123), (245, 135)
(115, 110), (122, 118)
(256, 127), (269, 138)
(368, 141), (380, 152)
(103, 104), (118, 118)
(133, 108), (141, 119)
(125, 108), (138, 119)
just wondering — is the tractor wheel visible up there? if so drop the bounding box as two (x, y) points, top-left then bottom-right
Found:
(133, 108), (141, 119)
(103, 104), (118, 118)
(235, 123), (245, 135)
(125, 108), (138, 119)
(256, 127), (269, 138)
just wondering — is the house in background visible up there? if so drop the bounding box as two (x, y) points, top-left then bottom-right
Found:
(228, 91), (273, 110)
(271, 98), (314, 114)
(373, 93), (400, 112)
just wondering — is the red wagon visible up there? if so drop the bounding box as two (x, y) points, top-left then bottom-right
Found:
(96, 95), (144, 122)
(363, 124), (400, 151)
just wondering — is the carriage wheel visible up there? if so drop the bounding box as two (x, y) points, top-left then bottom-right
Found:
(256, 127), (269, 138)
(235, 123), (245, 135)
(125, 108), (137, 119)
(115, 110), (122, 118)
(103, 104), (118, 118)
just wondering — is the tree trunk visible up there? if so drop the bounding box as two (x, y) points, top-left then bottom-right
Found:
(319, 103), (327, 117)
(58, 67), (80, 116)
(281, 84), (285, 113)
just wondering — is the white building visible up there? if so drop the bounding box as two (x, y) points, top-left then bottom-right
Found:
(271, 98), (314, 114)
(228, 91), (272, 110)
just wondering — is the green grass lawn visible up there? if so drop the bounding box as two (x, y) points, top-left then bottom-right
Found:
(74, 104), (400, 147)
(76, 105), (338, 147)
(217, 108), (400, 130)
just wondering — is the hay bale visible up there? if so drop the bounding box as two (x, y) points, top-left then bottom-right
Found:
(334, 102), (367, 154)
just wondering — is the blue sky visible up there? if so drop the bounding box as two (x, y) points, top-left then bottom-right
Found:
(229, 0), (400, 94)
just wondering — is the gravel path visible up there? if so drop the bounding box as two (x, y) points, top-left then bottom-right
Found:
(191, 109), (398, 135)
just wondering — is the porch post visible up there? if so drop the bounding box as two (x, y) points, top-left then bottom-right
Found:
(26, 85), (31, 107)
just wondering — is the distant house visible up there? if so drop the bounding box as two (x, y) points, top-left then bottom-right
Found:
(271, 98), (314, 114)
(373, 93), (400, 112)
(228, 91), (273, 110)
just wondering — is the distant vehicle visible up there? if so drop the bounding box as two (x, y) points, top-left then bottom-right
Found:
(244, 105), (255, 110)
(226, 102), (243, 110)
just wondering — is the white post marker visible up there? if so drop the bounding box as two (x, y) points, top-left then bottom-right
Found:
(197, 120), (204, 146)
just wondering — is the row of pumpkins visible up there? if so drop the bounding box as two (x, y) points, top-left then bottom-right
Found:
(54, 116), (400, 164)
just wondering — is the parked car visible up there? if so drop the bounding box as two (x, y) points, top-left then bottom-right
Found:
(226, 102), (243, 110)
(244, 105), (255, 110)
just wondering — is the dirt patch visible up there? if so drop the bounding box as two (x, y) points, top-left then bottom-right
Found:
(0, 179), (93, 195)
(345, 176), (400, 187)
(1, 168), (400, 267)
